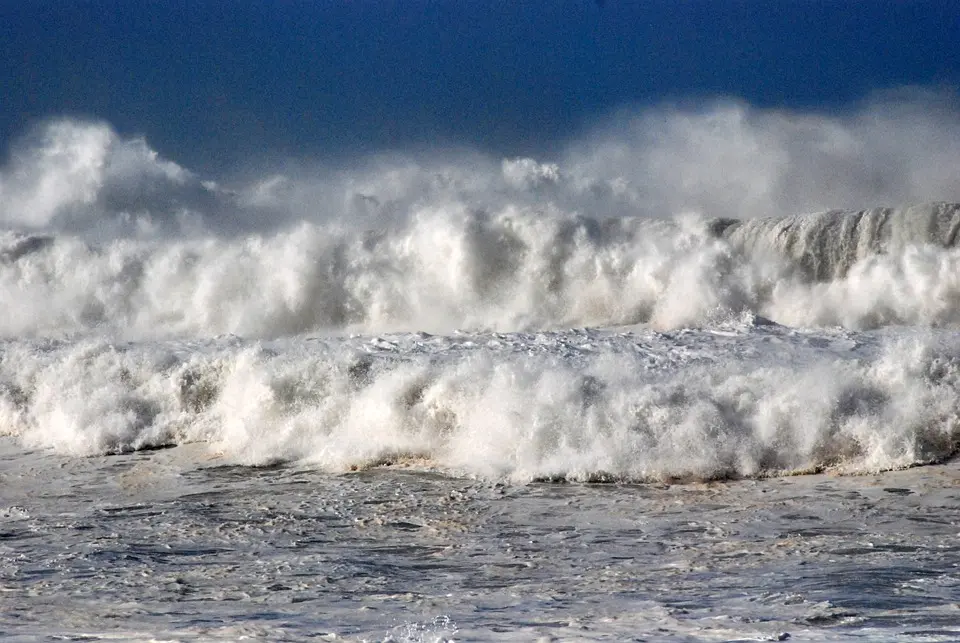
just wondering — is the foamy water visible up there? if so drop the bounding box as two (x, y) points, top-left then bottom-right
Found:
(2, 110), (960, 641)
(2, 322), (958, 482)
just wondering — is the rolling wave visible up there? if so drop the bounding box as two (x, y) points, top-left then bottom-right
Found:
(4, 105), (960, 478)
(0, 203), (960, 338)
(2, 325), (957, 480)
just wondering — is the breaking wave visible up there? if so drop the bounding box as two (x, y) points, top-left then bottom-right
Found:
(2, 99), (960, 339)
(2, 202), (960, 338)
(4, 95), (960, 480)
(2, 326), (958, 481)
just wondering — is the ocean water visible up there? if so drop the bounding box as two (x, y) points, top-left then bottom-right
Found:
(1, 118), (960, 641)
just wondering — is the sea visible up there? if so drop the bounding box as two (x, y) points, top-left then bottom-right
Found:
(1, 118), (959, 641)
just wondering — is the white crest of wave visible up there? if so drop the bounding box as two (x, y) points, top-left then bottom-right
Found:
(8, 202), (960, 337)
(1, 330), (957, 481)
(0, 208), (731, 337)
(1, 91), (960, 338)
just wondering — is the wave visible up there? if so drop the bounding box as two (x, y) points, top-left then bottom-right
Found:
(2, 103), (960, 338)
(2, 203), (960, 338)
(5, 103), (960, 479)
(2, 326), (957, 481)
(716, 203), (960, 281)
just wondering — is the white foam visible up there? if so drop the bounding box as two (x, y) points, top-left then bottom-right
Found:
(5, 203), (960, 338)
(2, 99), (960, 480)
(4, 104), (960, 339)
(1, 326), (957, 481)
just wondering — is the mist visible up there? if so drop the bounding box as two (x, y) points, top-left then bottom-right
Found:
(1, 90), (958, 240)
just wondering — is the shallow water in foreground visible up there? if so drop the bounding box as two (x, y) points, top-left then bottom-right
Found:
(1, 439), (958, 642)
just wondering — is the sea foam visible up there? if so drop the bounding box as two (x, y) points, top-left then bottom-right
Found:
(3, 203), (960, 338)
(3, 104), (960, 480)
(1, 324), (957, 481)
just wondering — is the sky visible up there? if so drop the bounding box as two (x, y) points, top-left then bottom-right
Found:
(3, 1), (959, 173)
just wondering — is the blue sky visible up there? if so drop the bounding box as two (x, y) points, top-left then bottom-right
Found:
(3, 1), (958, 172)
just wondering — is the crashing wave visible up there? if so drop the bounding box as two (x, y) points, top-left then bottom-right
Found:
(2, 327), (958, 480)
(715, 202), (960, 280)
(1, 204), (960, 338)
